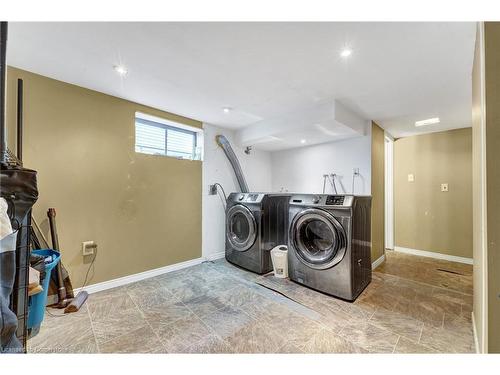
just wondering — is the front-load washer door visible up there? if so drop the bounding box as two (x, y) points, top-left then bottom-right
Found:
(291, 208), (346, 270)
(226, 204), (257, 252)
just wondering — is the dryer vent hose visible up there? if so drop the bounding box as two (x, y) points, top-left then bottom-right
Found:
(216, 134), (249, 193)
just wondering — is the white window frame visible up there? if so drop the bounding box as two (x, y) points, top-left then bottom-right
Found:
(135, 112), (204, 161)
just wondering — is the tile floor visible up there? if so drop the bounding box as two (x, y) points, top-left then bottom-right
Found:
(28, 250), (475, 354)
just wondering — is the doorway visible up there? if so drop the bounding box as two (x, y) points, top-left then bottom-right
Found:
(384, 134), (394, 250)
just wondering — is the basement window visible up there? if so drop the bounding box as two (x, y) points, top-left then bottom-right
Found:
(135, 112), (203, 160)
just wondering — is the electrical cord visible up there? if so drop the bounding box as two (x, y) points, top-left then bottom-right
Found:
(213, 183), (227, 202)
(45, 307), (64, 318)
(44, 248), (97, 318)
(213, 182), (227, 209)
(81, 247), (97, 290)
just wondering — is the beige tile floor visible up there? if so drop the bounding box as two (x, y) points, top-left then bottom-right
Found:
(28, 250), (475, 354)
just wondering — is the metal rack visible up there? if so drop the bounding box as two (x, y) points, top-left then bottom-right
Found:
(1, 21), (39, 353)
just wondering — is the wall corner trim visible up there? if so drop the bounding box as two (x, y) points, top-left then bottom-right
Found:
(204, 251), (226, 262)
(74, 257), (205, 295)
(394, 246), (473, 265)
(372, 254), (386, 270)
(472, 311), (481, 353)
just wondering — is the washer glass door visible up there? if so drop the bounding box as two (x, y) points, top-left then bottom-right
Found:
(291, 208), (346, 269)
(226, 205), (257, 252)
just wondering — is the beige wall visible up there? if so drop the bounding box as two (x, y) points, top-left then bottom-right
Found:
(6, 67), (202, 288)
(484, 21), (500, 353)
(394, 129), (472, 258)
(371, 122), (385, 262)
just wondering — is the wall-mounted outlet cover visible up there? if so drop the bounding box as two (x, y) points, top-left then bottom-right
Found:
(441, 183), (449, 192)
(408, 174), (415, 182)
(82, 241), (96, 256)
(209, 184), (217, 195)
(353, 168), (360, 175)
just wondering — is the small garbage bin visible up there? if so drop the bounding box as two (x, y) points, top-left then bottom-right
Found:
(270, 245), (288, 278)
(27, 249), (60, 333)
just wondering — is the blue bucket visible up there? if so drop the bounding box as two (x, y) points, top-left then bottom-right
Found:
(27, 249), (61, 330)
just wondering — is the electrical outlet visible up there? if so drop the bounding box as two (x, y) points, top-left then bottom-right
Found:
(82, 241), (96, 256)
(441, 183), (449, 192)
(353, 168), (360, 175)
(209, 184), (217, 195)
(408, 174), (415, 182)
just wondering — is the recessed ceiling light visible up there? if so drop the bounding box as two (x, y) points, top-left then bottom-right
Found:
(415, 117), (440, 127)
(340, 48), (352, 58)
(113, 64), (128, 77)
(223, 107), (232, 114)
(300, 139), (307, 144)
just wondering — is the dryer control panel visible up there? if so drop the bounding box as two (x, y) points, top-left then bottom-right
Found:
(236, 193), (263, 203)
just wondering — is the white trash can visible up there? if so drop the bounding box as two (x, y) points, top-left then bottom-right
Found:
(270, 245), (288, 278)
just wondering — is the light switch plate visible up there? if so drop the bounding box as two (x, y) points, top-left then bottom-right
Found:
(441, 183), (449, 192)
(408, 174), (415, 182)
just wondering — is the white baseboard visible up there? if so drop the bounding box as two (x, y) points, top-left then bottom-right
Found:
(74, 256), (204, 295)
(204, 250), (225, 261)
(394, 246), (473, 265)
(209, 251), (385, 270)
(372, 254), (386, 270)
(472, 311), (480, 353)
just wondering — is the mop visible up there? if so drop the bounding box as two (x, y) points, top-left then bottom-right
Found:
(46, 208), (89, 313)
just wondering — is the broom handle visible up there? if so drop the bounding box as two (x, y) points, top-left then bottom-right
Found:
(47, 208), (67, 300)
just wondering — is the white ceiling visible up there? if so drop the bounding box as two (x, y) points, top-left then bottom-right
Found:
(7, 22), (475, 145)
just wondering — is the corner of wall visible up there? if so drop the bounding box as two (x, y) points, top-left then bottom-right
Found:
(370, 121), (385, 261)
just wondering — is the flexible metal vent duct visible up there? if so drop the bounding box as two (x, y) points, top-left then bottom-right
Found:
(215, 134), (249, 193)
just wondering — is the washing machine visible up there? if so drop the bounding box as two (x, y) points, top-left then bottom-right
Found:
(225, 193), (290, 274)
(288, 194), (372, 301)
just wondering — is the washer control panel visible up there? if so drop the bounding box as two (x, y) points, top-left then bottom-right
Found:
(326, 195), (345, 205)
(289, 194), (354, 207)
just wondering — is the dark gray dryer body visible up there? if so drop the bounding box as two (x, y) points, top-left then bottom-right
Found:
(288, 194), (372, 301)
(225, 193), (290, 274)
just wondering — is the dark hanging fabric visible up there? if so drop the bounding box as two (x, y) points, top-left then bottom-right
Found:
(0, 251), (21, 352)
(0, 168), (38, 353)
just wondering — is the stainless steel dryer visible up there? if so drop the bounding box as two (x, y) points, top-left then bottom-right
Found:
(288, 194), (372, 301)
(225, 193), (289, 274)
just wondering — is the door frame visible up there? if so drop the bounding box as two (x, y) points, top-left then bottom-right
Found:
(384, 133), (394, 250)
